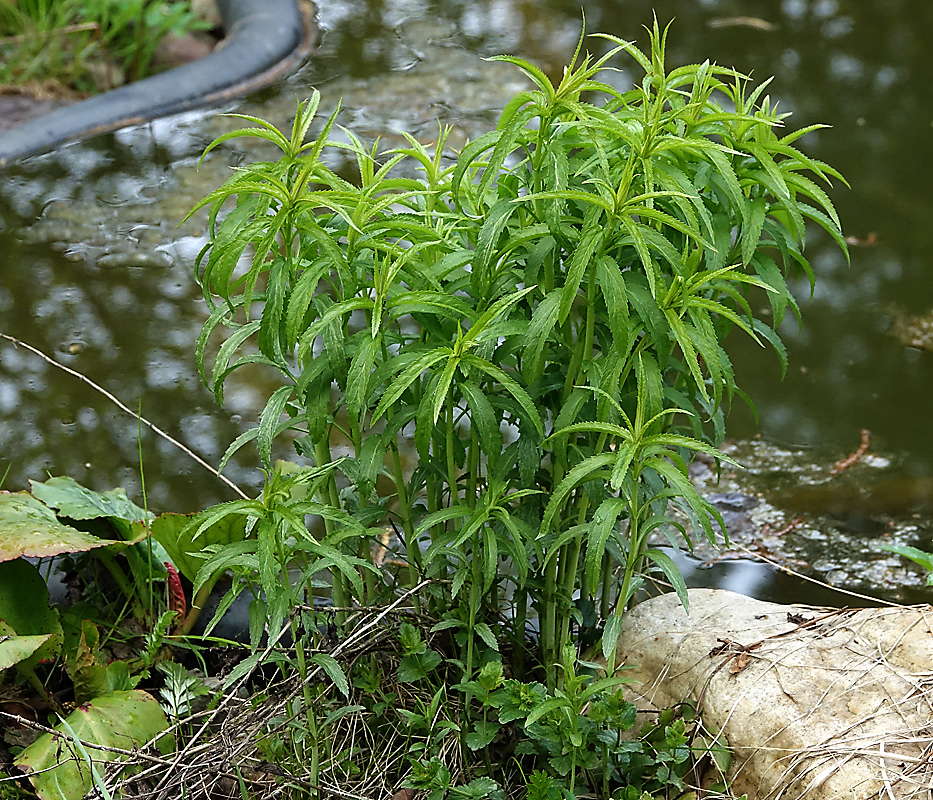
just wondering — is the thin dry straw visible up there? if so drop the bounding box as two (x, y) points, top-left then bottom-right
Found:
(0, 332), (249, 500)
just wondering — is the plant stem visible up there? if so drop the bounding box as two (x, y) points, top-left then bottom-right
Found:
(445, 394), (459, 506)
(541, 554), (560, 690)
(95, 550), (142, 619)
(315, 439), (350, 617)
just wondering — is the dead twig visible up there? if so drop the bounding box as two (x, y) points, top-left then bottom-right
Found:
(830, 428), (871, 476)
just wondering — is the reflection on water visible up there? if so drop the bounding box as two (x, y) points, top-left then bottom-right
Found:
(1, 0), (932, 599)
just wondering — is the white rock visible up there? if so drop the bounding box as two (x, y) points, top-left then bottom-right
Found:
(618, 588), (933, 798)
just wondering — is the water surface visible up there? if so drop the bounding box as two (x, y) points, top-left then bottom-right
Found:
(1, 0), (931, 598)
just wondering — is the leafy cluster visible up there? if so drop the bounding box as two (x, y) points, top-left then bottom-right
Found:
(190, 20), (844, 690)
(386, 636), (733, 798)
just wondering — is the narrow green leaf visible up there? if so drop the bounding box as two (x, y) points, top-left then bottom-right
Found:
(371, 348), (450, 425)
(346, 333), (380, 422)
(602, 615), (624, 664)
(741, 195), (768, 266)
(459, 381), (502, 466)
(522, 289), (562, 383)
(540, 453), (616, 534)
(462, 285), (537, 348)
(559, 205), (604, 321)
(585, 498), (629, 596)
(309, 653), (349, 697)
(460, 354), (542, 436)
(644, 548), (689, 610)
(258, 386), (294, 469)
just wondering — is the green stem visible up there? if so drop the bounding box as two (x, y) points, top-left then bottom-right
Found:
(379, 337), (423, 604)
(609, 476), (642, 676)
(292, 615), (320, 799)
(445, 395), (458, 506)
(512, 583), (527, 680)
(315, 439), (350, 618)
(291, 613), (315, 716)
(389, 444), (422, 569)
(95, 550), (142, 619)
(466, 426), (478, 511)
(541, 554), (560, 690)
(557, 493), (590, 647)
(599, 557), (613, 620)
(552, 258), (602, 670)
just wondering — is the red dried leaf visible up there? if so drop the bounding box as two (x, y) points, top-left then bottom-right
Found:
(165, 562), (186, 621)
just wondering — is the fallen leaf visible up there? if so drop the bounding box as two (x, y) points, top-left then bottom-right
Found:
(730, 652), (751, 674)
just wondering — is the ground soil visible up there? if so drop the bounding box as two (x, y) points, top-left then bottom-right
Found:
(0, 90), (69, 132)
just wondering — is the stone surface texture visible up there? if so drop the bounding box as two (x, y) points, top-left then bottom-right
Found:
(619, 589), (933, 798)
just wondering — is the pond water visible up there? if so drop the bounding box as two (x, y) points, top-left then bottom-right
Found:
(1, 0), (931, 602)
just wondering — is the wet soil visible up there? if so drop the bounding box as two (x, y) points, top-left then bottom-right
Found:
(0, 91), (69, 132)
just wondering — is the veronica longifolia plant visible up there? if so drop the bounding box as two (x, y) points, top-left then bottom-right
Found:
(187, 21), (846, 686)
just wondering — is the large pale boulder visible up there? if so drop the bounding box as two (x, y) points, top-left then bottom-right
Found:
(618, 589), (933, 798)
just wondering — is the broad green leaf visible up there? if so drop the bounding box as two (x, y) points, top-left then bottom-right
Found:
(465, 720), (500, 751)
(397, 649), (442, 683)
(29, 477), (151, 526)
(16, 691), (169, 800)
(141, 512), (247, 583)
(0, 627), (52, 671)
(0, 559), (62, 666)
(0, 494), (123, 562)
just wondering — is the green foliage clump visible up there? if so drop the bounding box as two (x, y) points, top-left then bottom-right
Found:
(189, 18), (845, 683)
(395, 641), (734, 798)
(176, 20), (845, 798)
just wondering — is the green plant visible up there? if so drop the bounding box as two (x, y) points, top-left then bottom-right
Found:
(0, 478), (186, 800)
(880, 544), (933, 584)
(420, 646), (732, 798)
(188, 18), (845, 698)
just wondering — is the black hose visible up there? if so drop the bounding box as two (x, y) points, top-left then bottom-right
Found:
(0, 0), (308, 166)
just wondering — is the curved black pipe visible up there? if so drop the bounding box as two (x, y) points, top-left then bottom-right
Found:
(0, 0), (308, 166)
